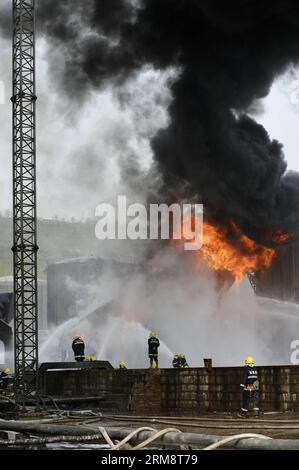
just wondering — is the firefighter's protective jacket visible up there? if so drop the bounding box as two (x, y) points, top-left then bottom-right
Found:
(148, 337), (160, 356)
(180, 357), (189, 368)
(72, 338), (85, 360)
(240, 365), (259, 390)
(172, 355), (180, 368)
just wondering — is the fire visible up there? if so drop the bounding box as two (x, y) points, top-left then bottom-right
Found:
(175, 218), (289, 282)
(200, 221), (275, 281)
(271, 231), (290, 244)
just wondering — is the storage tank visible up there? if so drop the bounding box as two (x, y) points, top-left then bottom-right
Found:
(46, 257), (140, 326)
(0, 276), (48, 329)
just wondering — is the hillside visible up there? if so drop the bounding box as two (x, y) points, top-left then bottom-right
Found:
(0, 216), (146, 279)
(0, 216), (99, 279)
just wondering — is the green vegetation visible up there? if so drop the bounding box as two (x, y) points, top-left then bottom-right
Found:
(0, 216), (98, 279)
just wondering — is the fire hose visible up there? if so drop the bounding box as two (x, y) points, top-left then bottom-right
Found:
(0, 420), (298, 449)
(98, 426), (182, 450)
(104, 414), (299, 430)
(0, 430), (275, 450)
(0, 425), (183, 449)
(97, 427), (273, 451)
(202, 433), (272, 450)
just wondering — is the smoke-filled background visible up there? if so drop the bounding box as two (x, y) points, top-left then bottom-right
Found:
(11, 0), (299, 243)
(1, 0), (299, 366)
(39, 252), (299, 367)
(0, 0), (299, 230)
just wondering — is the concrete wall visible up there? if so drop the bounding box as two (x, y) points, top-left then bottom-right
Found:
(39, 365), (299, 415)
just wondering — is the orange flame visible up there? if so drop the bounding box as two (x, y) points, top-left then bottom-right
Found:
(272, 231), (290, 244)
(175, 218), (289, 282)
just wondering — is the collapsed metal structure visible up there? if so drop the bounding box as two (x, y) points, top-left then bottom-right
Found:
(12, 0), (38, 404)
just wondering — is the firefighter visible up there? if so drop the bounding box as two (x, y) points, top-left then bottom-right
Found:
(172, 354), (180, 368)
(0, 368), (11, 390)
(239, 356), (260, 417)
(178, 354), (189, 368)
(119, 361), (127, 369)
(148, 331), (160, 368)
(72, 335), (85, 362)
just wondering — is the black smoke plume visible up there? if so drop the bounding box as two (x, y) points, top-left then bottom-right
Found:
(2, 0), (299, 245)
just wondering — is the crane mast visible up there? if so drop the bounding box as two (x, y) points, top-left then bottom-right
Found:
(12, 0), (38, 405)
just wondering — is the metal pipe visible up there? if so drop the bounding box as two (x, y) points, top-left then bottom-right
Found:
(0, 420), (98, 436)
(106, 427), (299, 450)
(0, 420), (299, 449)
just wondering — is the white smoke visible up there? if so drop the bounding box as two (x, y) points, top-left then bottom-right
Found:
(39, 245), (299, 368)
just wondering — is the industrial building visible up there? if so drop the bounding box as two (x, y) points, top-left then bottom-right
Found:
(0, 276), (47, 330)
(256, 242), (299, 303)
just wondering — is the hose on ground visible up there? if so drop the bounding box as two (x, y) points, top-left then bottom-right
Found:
(99, 426), (181, 450)
(131, 428), (182, 450)
(108, 413), (299, 425)
(105, 414), (299, 430)
(203, 433), (272, 450)
(0, 424), (176, 450)
(99, 427), (272, 451)
(0, 424), (296, 450)
(99, 426), (155, 450)
(98, 426), (118, 448)
(98, 426), (182, 450)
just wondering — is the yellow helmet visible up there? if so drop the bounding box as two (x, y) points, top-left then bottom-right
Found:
(149, 331), (157, 337)
(245, 356), (255, 365)
(91, 355), (96, 361)
(5, 368), (10, 374)
(86, 355), (91, 361)
(119, 361), (126, 367)
(179, 353), (185, 358)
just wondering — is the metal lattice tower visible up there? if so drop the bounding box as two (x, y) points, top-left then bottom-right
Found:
(12, 0), (38, 405)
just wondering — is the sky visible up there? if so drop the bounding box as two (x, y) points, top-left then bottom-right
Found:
(0, 18), (299, 221)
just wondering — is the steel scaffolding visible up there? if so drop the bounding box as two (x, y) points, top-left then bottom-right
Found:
(12, 0), (38, 405)
(247, 273), (257, 294)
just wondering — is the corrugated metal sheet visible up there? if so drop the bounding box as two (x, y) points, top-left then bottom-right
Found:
(256, 243), (298, 302)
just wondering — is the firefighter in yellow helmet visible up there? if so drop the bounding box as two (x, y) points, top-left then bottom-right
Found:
(72, 335), (85, 362)
(181, 354), (189, 368)
(173, 354), (189, 368)
(148, 331), (160, 368)
(178, 354), (189, 368)
(239, 356), (260, 417)
(119, 361), (127, 370)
